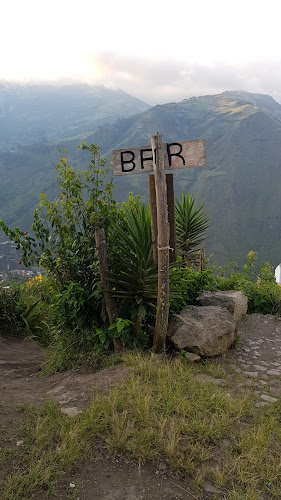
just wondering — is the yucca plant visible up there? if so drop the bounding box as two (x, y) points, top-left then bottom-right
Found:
(175, 193), (209, 268)
(109, 203), (158, 335)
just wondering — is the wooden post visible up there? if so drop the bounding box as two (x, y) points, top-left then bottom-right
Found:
(149, 174), (177, 265)
(95, 228), (121, 353)
(151, 133), (170, 353)
(166, 174), (177, 263)
(148, 174), (158, 265)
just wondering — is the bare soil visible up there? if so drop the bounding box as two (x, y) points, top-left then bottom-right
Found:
(1, 313), (281, 499)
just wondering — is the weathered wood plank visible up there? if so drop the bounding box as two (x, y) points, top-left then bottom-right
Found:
(113, 139), (206, 175)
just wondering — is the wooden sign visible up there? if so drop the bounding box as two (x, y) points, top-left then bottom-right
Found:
(113, 139), (206, 176)
(112, 133), (206, 354)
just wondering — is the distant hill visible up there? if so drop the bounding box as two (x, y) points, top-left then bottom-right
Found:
(1, 89), (281, 267)
(0, 81), (150, 149)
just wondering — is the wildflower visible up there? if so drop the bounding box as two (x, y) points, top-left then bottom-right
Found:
(24, 232), (27, 235)
(18, 261), (21, 265)
(136, 209), (139, 213)
(97, 199), (100, 202)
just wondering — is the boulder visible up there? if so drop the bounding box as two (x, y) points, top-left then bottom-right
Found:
(196, 290), (247, 323)
(168, 305), (237, 356)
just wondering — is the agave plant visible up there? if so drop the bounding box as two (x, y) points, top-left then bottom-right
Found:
(109, 203), (158, 334)
(175, 193), (209, 268)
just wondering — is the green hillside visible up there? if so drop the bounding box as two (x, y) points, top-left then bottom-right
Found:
(87, 91), (281, 266)
(1, 90), (281, 266)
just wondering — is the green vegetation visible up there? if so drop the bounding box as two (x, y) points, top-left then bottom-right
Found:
(1, 145), (281, 367)
(1, 141), (281, 499)
(175, 192), (209, 267)
(1, 354), (281, 499)
(210, 251), (281, 315)
(0, 143), (210, 363)
(0, 275), (55, 342)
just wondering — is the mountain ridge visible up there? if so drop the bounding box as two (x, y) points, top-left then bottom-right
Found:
(0, 81), (150, 149)
(1, 89), (281, 267)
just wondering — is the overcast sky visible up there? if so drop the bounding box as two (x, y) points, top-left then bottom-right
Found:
(2, 0), (281, 104)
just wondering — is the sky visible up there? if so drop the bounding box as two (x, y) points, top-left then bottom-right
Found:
(1, 0), (281, 104)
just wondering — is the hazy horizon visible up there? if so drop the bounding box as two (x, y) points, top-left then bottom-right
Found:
(1, 1), (281, 105)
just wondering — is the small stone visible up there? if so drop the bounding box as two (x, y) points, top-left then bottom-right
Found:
(233, 367), (242, 373)
(184, 352), (201, 362)
(203, 481), (222, 494)
(267, 369), (281, 376)
(16, 440), (23, 446)
(61, 407), (82, 417)
(260, 394), (278, 403)
(271, 362), (281, 367)
(69, 482), (76, 489)
(243, 371), (258, 378)
(255, 402), (270, 408)
(253, 365), (267, 372)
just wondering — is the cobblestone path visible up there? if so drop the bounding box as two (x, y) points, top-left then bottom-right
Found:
(222, 313), (281, 407)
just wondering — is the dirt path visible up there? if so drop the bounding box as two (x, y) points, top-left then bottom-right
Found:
(1, 313), (281, 499)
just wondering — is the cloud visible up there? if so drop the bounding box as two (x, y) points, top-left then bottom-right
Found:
(86, 53), (281, 105)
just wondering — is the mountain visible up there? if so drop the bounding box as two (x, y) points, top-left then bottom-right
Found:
(0, 81), (150, 149)
(1, 89), (281, 267)
(88, 91), (281, 266)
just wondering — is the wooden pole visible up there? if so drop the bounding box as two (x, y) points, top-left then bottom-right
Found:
(166, 174), (177, 263)
(95, 228), (121, 353)
(151, 133), (170, 353)
(148, 174), (158, 265)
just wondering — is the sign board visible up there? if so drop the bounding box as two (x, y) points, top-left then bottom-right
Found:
(113, 139), (206, 176)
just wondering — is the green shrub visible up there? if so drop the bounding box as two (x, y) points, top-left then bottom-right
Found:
(169, 265), (213, 313)
(0, 144), (118, 346)
(0, 284), (24, 337)
(0, 275), (57, 343)
(209, 253), (281, 315)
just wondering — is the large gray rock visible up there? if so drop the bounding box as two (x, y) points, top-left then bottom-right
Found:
(196, 290), (247, 323)
(168, 305), (237, 356)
